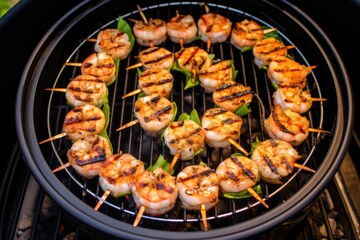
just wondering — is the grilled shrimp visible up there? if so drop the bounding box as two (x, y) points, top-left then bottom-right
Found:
(264, 104), (309, 146)
(198, 59), (233, 93)
(134, 94), (175, 136)
(252, 37), (292, 68)
(230, 19), (264, 50)
(197, 12), (232, 45)
(98, 153), (145, 197)
(273, 85), (313, 114)
(67, 134), (112, 179)
(62, 104), (106, 142)
(81, 52), (117, 86)
(267, 56), (315, 86)
(201, 108), (243, 149)
(212, 81), (253, 112)
(132, 18), (167, 47)
(138, 68), (174, 98)
(132, 167), (178, 216)
(215, 155), (259, 193)
(251, 139), (301, 184)
(176, 164), (219, 211)
(163, 119), (205, 160)
(175, 46), (209, 73)
(65, 74), (107, 107)
(137, 47), (175, 70)
(166, 12), (198, 45)
(94, 28), (132, 60)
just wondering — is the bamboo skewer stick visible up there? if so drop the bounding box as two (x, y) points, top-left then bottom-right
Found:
(247, 187), (269, 209)
(169, 153), (181, 171)
(309, 128), (331, 134)
(133, 205), (146, 227)
(122, 89), (142, 99)
(116, 119), (140, 131)
(94, 189), (111, 211)
(126, 62), (143, 70)
(200, 203), (209, 231)
(39, 132), (68, 144)
(227, 138), (249, 156)
(52, 162), (71, 173)
(294, 163), (316, 173)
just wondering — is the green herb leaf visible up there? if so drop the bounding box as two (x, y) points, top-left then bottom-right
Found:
(117, 16), (135, 51)
(223, 185), (262, 199)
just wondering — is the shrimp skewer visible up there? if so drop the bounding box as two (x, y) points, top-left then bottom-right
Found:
(132, 167), (178, 223)
(215, 155), (269, 208)
(126, 46), (175, 70)
(201, 108), (248, 155)
(66, 52), (117, 86)
(130, 4), (167, 47)
(94, 28), (132, 60)
(251, 139), (303, 184)
(264, 104), (309, 146)
(166, 10), (198, 47)
(230, 19), (276, 51)
(212, 81), (253, 112)
(122, 68), (174, 99)
(197, 3), (232, 51)
(52, 134), (112, 179)
(163, 118), (205, 170)
(94, 152), (145, 211)
(198, 59), (234, 93)
(264, 104), (330, 146)
(176, 164), (219, 231)
(252, 37), (295, 69)
(117, 94), (175, 137)
(267, 56), (316, 86)
(39, 104), (106, 144)
(45, 75), (108, 107)
(273, 85), (326, 114)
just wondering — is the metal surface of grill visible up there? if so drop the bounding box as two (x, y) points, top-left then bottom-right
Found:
(42, 2), (325, 227)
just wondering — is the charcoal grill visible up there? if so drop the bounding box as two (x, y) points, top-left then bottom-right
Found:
(14, 0), (354, 239)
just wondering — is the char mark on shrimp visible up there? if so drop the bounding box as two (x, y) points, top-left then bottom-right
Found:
(178, 168), (215, 182)
(264, 155), (279, 174)
(230, 156), (257, 182)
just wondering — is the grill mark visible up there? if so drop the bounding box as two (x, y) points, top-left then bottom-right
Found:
(178, 168), (215, 182)
(141, 77), (173, 87)
(230, 156), (257, 182)
(143, 105), (172, 122)
(272, 107), (295, 134)
(216, 89), (252, 102)
(144, 53), (173, 65)
(282, 158), (293, 172)
(264, 155), (279, 174)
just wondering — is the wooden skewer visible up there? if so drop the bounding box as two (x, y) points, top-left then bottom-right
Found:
(200, 203), (208, 231)
(136, 4), (148, 25)
(39, 132), (68, 144)
(52, 162), (71, 173)
(263, 28), (277, 34)
(45, 88), (66, 92)
(126, 62), (143, 70)
(246, 188), (269, 208)
(311, 97), (327, 101)
(94, 189), (111, 211)
(65, 62), (82, 67)
(122, 89), (142, 99)
(116, 119), (140, 131)
(169, 153), (181, 171)
(133, 205), (146, 227)
(294, 163), (316, 173)
(206, 37), (211, 52)
(227, 138), (249, 156)
(309, 128), (331, 134)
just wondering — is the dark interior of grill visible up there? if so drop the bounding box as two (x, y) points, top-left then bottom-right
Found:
(2, 0), (358, 239)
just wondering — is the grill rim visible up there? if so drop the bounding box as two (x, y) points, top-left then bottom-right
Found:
(15, 0), (354, 239)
